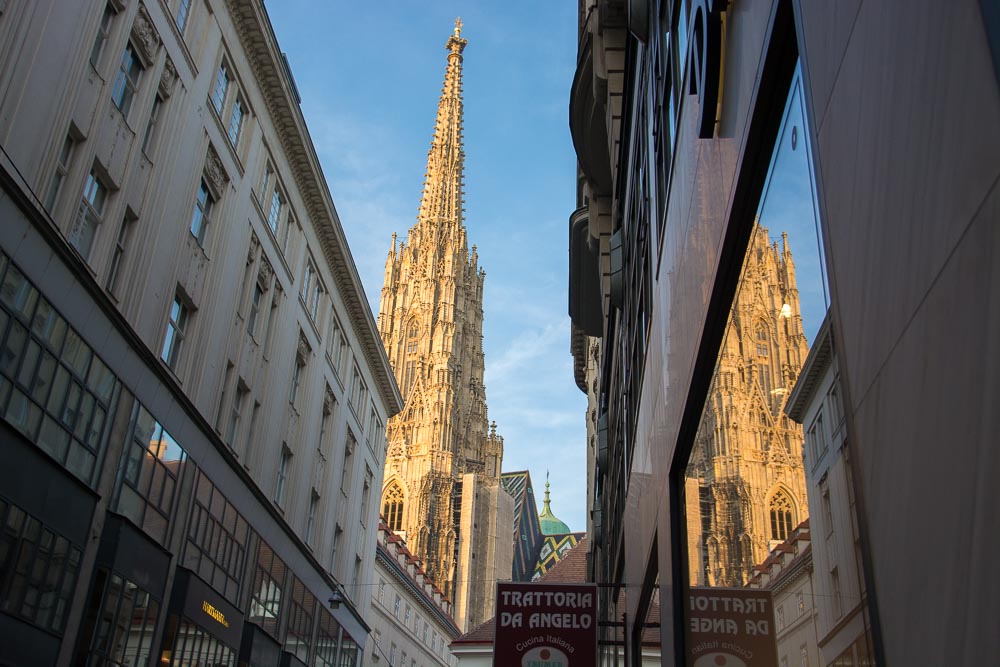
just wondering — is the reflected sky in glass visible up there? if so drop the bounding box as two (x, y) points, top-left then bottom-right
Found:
(156, 426), (185, 463)
(756, 66), (829, 345)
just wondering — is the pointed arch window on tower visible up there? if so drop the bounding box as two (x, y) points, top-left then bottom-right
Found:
(383, 484), (404, 532)
(402, 322), (419, 396)
(769, 491), (795, 542)
(756, 324), (769, 357)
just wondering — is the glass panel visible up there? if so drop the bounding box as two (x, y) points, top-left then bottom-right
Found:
(31, 297), (67, 352)
(681, 64), (873, 666)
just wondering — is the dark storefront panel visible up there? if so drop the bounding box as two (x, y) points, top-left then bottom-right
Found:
(72, 568), (161, 667)
(0, 251), (120, 490)
(239, 621), (282, 667)
(0, 494), (84, 664)
(161, 568), (244, 667)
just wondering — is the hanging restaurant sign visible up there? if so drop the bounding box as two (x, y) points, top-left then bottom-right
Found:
(686, 587), (778, 666)
(494, 582), (598, 666)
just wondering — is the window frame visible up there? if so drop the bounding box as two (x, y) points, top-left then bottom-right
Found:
(111, 40), (144, 119)
(71, 167), (110, 260)
(160, 292), (190, 371)
(188, 178), (214, 247)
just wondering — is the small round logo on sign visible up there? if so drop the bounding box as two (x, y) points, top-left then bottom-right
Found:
(521, 645), (569, 666)
(693, 652), (748, 667)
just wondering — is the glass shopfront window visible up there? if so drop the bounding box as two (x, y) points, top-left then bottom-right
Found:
(312, 610), (340, 667)
(0, 496), (83, 635)
(284, 576), (315, 662)
(76, 568), (160, 667)
(160, 568), (243, 667)
(161, 617), (236, 667)
(680, 64), (874, 666)
(113, 402), (189, 545)
(248, 540), (286, 639)
(0, 251), (119, 488)
(182, 471), (252, 605)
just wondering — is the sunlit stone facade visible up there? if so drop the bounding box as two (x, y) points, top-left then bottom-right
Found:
(377, 20), (513, 633)
(687, 227), (810, 586)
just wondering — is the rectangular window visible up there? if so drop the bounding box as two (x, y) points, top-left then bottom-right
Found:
(275, 446), (290, 506)
(268, 189), (283, 236)
(330, 524), (342, 575)
(0, 498), (84, 635)
(831, 567), (842, 618)
(393, 594), (400, 618)
(377, 579), (385, 604)
(225, 381), (247, 447)
(160, 293), (189, 370)
(111, 42), (143, 118)
(181, 471), (251, 604)
(327, 314), (347, 377)
(284, 577), (314, 662)
(211, 62), (229, 115)
(249, 540), (286, 636)
(305, 490), (318, 545)
(142, 94), (163, 154)
(46, 135), (75, 211)
(227, 97), (244, 146)
(301, 259), (322, 321)
(105, 212), (136, 296)
(247, 281), (264, 337)
(90, 3), (115, 67)
(340, 432), (355, 497)
(175, 0), (192, 33)
(314, 610), (341, 667)
(114, 402), (187, 545)
(244, 401), (260, 462)
(360, 467), (372, 526)
(71, 169), (108, 260)
(289, 352), (305, 406)
(189, 179), (214, 247)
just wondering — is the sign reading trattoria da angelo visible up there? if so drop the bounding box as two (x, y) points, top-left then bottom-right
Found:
(686, 587), (778, 667)
(493, 582), (597, 667)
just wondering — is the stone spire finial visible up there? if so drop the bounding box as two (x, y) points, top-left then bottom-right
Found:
(416, 22), (468, 230)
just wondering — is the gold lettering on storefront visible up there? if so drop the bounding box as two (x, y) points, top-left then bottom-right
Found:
(201, 600), (230, 628)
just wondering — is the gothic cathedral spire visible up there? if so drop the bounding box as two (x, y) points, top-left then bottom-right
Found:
(377, 20), (511, 633)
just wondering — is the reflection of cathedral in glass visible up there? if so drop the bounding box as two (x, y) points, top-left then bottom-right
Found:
(686, 225), (810, 586)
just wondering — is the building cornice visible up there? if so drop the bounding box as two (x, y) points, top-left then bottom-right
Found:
(223, 0), (402, 416)
(376, 544), (460, 636)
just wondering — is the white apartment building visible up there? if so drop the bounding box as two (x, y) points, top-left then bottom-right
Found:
(0, 0), (400, 665)
(366, 520), (460, 667)
(786, 314), (873, 665)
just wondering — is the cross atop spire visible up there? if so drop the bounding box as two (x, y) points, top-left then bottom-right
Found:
(454, 17), (463, 37)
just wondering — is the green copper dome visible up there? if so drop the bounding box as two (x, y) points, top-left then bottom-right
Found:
(538, 474), (571, 535)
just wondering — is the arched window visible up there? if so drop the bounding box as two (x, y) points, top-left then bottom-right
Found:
(755, 324), (769, 357)
(402, 321), (419, 396)
(382, 484), (404, 532)
(769, 491), (794, 542)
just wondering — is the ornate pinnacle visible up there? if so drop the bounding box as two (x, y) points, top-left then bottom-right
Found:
(447, 17), (467, 55)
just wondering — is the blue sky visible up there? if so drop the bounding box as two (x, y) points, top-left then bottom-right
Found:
(266, 3), (588, 531)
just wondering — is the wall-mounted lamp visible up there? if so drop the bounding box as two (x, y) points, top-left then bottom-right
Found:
(329, 588), (345, 609)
